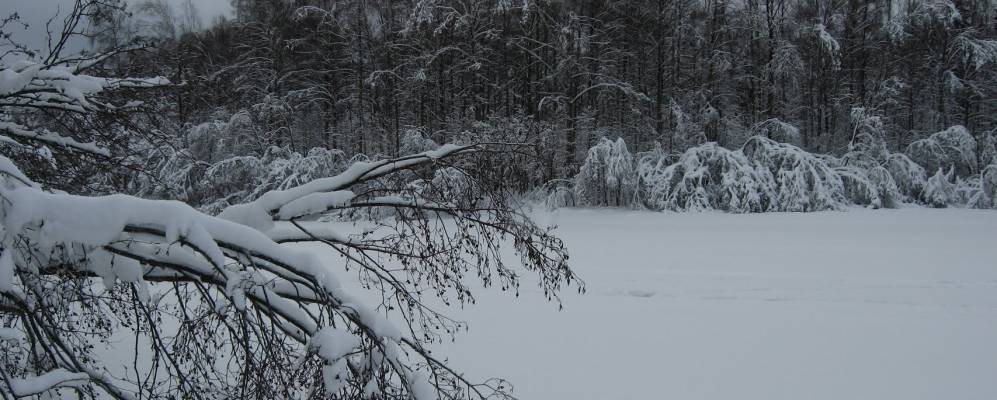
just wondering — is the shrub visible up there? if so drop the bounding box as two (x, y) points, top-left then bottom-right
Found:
(907, 125), (978, 177)
(638, 142), (774, 212)
(743, 137), (847, 211)
(574, 137), (637, 207)
(883, 153), (927, 202)
(924, 168), (956, 207)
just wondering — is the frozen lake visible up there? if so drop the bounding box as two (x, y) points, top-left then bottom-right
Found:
(430, 208), (997, 400)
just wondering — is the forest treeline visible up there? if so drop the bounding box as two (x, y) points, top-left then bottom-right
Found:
(28, 0), (997, 209)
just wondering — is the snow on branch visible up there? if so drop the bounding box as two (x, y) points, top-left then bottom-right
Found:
(7, 369), (90, 397)
(813, 23), (841, 69)
(219, 143), (478, 230)
(0, 121), (110, 156)
(0, 55), (169, 158)
(952, 33), (997, 70)
(0, 140), (576, 399)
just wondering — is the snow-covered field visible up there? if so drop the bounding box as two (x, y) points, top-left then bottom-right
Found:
(423, 208), (997, 400)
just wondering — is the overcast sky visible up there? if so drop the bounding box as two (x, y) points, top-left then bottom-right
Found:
(2, 0), (232, 58)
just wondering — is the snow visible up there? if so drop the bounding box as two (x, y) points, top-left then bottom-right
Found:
(310, 207), (997, 400)
(322, 358), (351, 393)
(339, 296), (403, 340)
(0, 121), (110, 156)
(219, 144), (474, 227)
(8, 368), (89, 397)
(0, 61), (42, 95)
(0, 327), (20, 341)
(310, 326), (361, 362)
(265, 222), (353, 244)
(310, 327), (365, 393)
(277, 190), (356, 220)
(216, 202), (275, 231)
(0, 59), (168, 158)
(814, 23), (841, 68)
(0, 186), (367, 338)
(0, 249), (14, 292)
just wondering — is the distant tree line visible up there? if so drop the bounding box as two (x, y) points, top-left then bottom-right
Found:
(84, 0), (996, 190)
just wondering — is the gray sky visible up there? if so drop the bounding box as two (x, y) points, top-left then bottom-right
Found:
(2, 0), (232, 58)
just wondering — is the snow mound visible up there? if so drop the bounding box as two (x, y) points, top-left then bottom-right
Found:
(907, 125), (978, 177)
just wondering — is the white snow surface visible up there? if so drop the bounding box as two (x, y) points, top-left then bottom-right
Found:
(277, 190), (355, 219)
(301, 207), (997, 400)
(8, 369), (89, 397)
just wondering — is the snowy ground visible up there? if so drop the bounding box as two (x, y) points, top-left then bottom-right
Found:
(90, 207), (997, 398)
(419, 208), (997, 400)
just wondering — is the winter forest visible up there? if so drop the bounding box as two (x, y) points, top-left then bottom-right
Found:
(1, 0), (997, 398)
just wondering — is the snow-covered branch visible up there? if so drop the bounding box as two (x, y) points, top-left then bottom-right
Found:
(0, 45), (169, 159)
(0, 139), (576, 399)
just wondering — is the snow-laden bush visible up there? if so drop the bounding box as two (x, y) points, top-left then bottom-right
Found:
(979, 130), (997, 166)
(254, 146), (347, 193)
(835, 165), (901, 209)
(975, 165), (997, 208)
(843, 109), (891, 168)
(187, 120), (227, 162)
(559, 127), (975, 212)
(743, 137), (847, 211)
(752, 118), (802, 145)
(836, 166), (880, 208)
(957, 164), (997, 209)
(135, 144), (349, 214)
(883, 153), (928, 201)
(424, 166), (481, 208)
(215, 110), (262, 156)
(130, 147), (204, 201)
(833, 109), (935, 206)
(186, 101), (319, 163)
(637, 142), (774, 212)
(867, 166), (902, 208)
(924, 168), (956, 207)
(522, 179), (576, 210)
(907, 125), (978, 177)
(839, 152), (914, 209)
(248, 94), (294, 148)
(667, 100), (709, 151)
(399, 129), (439, 155)
(185, 111), (282, 162)
(198, 155), (265, 209)
(631, 137), (901, 212)
(544, 180), (577, 209)
(953, 175), (979, 206)
(574, 137), (637, 207)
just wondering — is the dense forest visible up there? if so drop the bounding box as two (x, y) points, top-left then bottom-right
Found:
(131, 0), (997, 154)
(61, 0), (997, 211)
